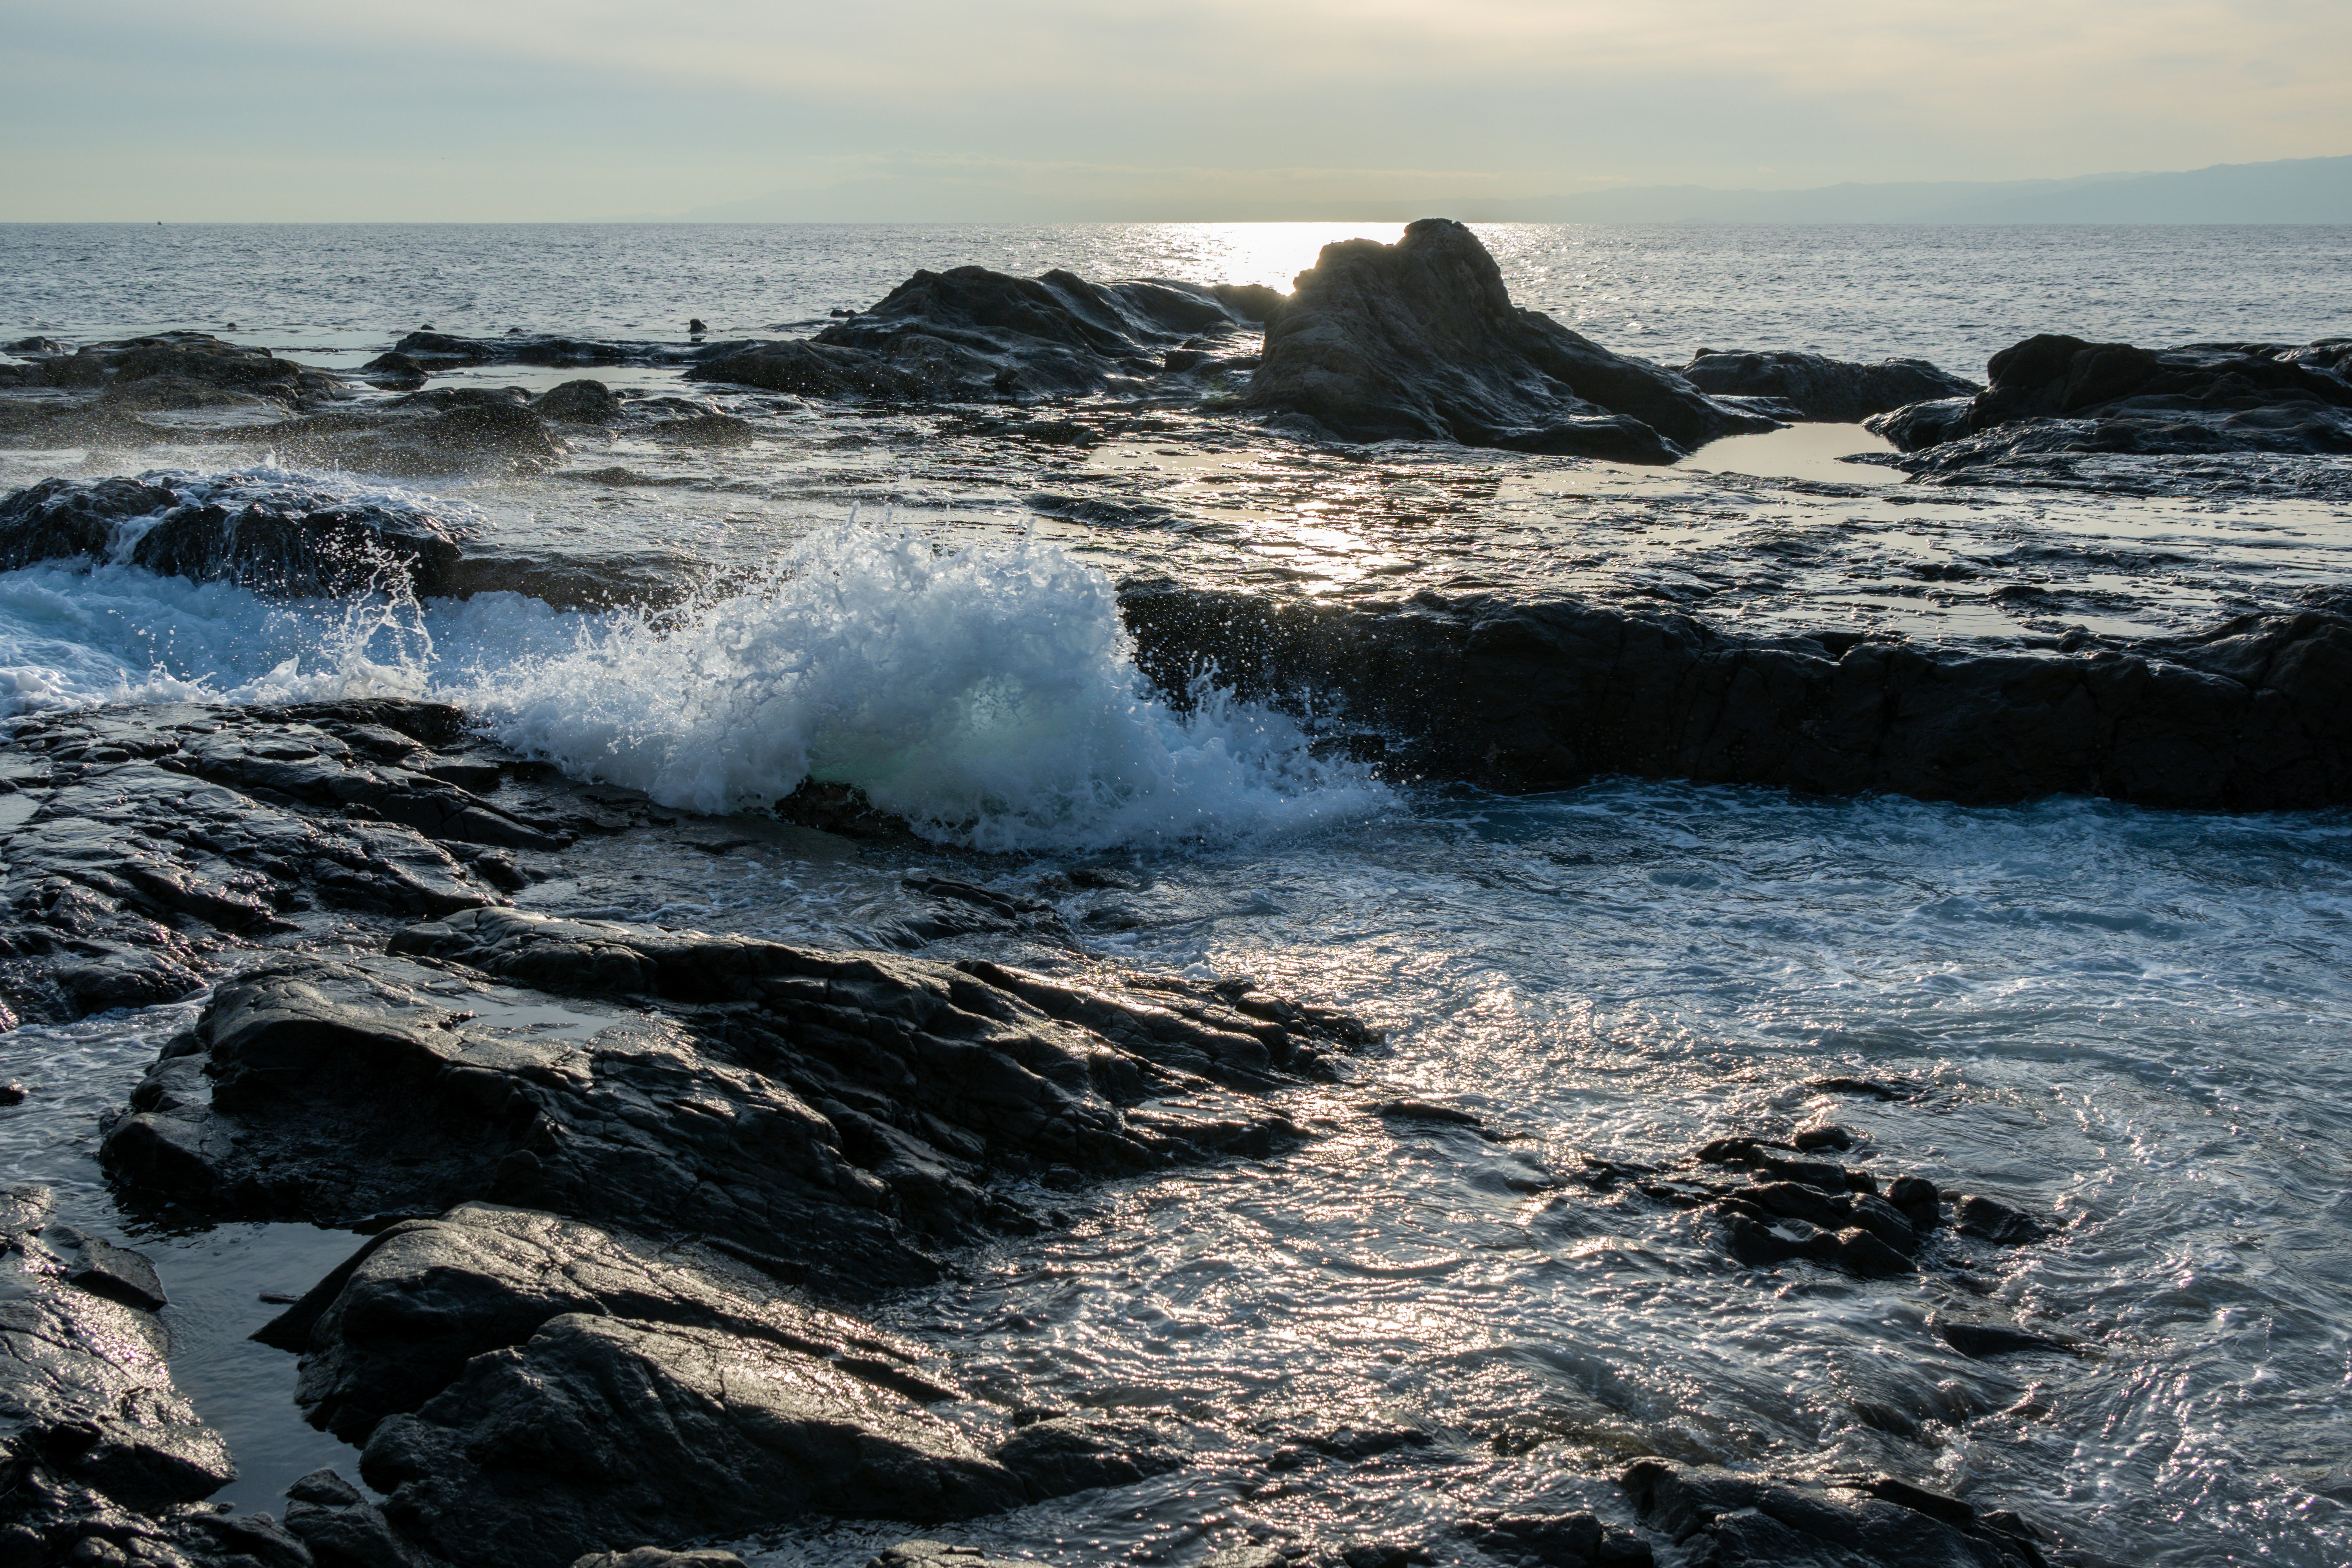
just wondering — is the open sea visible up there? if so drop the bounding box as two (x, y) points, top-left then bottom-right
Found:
(2, 222), (2349, 1568)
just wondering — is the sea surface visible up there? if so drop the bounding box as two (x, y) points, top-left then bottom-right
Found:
(2, 223), (2349, 1567)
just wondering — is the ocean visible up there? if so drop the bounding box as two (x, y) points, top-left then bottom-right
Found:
(1, 222), (2349, 1568)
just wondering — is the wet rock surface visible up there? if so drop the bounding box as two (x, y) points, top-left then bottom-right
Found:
(0, 700), (572, 1029)
(0, 1187), (241, 1566)
(101, 906), (1355, 1286)
(1620, 1460), (2058, 1568)
(0, 334), (342, 410)
(0, 473), (467, 594)
(1242, 220), (1774, 457)
(359, 1310), (1021, 1568)
(1122, 586), (2352, 809)
(1681, 349), (1979, 422)
(1871, 333), (2352, 490)
(691, 268), (1258, 402)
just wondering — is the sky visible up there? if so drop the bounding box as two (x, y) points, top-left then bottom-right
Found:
(4, 0), (2349, 221)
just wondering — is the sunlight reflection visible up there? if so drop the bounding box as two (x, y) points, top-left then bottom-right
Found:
(1129, 222), (1408, 291)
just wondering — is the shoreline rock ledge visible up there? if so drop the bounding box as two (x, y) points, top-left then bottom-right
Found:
(1241, 218), (1777, 460)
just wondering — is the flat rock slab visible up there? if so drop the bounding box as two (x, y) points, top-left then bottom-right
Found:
(361, 1312), (1022, 1568)
(102, 906), (1361, 1290)
(259, 1203), (957, 1444)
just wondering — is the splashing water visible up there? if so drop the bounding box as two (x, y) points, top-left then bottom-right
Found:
(463, 522), (1390, 851)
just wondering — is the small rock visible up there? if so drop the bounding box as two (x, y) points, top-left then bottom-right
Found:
(0, 1080), (26, 1105)
(68, 1235), (169, 1311)
(1955, 1195), (2051, 1246)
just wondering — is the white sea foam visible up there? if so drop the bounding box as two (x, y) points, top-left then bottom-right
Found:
(458, 523), (1390, 851)
(0, 520), (1388, 851)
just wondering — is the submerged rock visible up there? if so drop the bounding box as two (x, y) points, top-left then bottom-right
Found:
(1457, 1511), (1653, 1568)
(100, 905), (1361, 1286)
(1620, 1460), (2051, 1568)
(1121, 587), (2352, 811)
(1241, 219), (1774, 458)
(691, 269), (1258, 402)
(1680, 348), (1979, 422)
(0, 471), (466, 595)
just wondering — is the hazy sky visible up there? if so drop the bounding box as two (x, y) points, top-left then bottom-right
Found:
(6, 0), (2348, 220)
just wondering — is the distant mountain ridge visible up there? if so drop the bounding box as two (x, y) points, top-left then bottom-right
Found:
(673, 154), (2352, 224)
(1489, 154), (2352, 224)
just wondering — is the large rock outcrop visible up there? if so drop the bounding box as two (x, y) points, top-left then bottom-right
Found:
(100, 906), (1363, 1290)
(690, 270), (1265, 401)
(1869, 335), (2352, 483)
(1680, 349), (1979, 422)
(1240, 219), (1775, 459)
(1120, 587), (2352, 811)
(0, 472), (468, 595)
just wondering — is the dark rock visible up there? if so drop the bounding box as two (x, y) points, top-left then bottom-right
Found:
(1933, 1315), (2078, 1358)
(1241, 220), (1772, 457)
(572, 1552), (745, 1568)
(64, 1236), (168, 1312)
(691, 269), (1257, 403)
(1791, 1123), (1854, 1152)
(0, 1215), (237, 1559)
(686, 339), (932, 400)
(102, 906), (1362, 1288)
(532, 381), (622, 423)
(1887, 1176), (1941, 1229)
(267, 400), (567, 476)
(1458, 1511), (1654, 1568)
(0, 471), (466, 596)
(358, 1311), (1021, 1568)
(991, 1415), (1183, 1500)
(381, 332), (703, 370)
(0, 700), (570, 1027)
(1681, 349), (1978, 423)
(359, 351), (430, 390)
(1120, 586), (2352, 811)
(284, 1468), (435, 1568)
(866, 1546), (1040, 1568)
(1621, 1459), (2045, 1568)
(1954, 1195), (2051, 1245)
(33, 332), (340, 408)
(1869, 334), (2352, 482)
(257, 1204), (960, 1445)
(0, 1081), (24, 1105)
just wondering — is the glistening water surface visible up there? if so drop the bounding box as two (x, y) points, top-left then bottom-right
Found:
(753, 785), (2352, 1568)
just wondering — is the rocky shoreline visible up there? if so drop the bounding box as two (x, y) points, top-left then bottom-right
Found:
(4, 220), (2348, 1568)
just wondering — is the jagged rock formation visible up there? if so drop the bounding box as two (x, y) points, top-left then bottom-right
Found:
(1240, 219), (1775, 459)
(100, 906), (1362, 1288)
(691, 269), (1264, 401)
(0, 701), (559, 1029)
(1869, 335), (2352, 487)
(1680, 348), (1979, 422)
(1120, 586), (2352, 810)
(0, 472), (467, 594)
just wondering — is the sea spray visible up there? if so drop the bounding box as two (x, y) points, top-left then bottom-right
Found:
(463, 521), (1391, 850)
